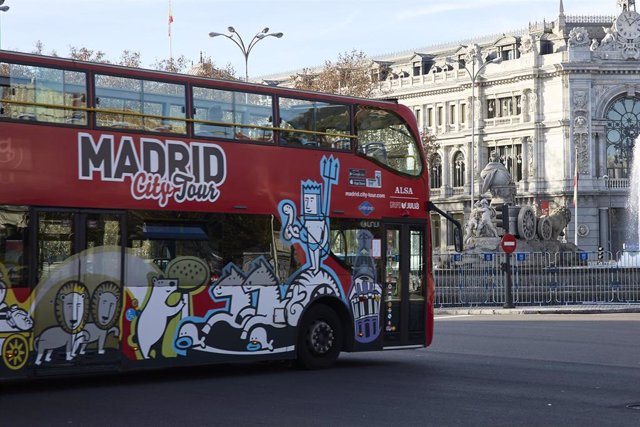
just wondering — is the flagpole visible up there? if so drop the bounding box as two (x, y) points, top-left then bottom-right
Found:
(574, 145), (579, 246)
(168, 0), (173, 61)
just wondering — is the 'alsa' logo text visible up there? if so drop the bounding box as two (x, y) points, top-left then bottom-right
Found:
(394, 186), (414, 195)
(78, 133), (227, 207)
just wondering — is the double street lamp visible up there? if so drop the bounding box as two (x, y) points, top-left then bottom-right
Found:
(448, 51), (502, 209)
(208, 27), (283, 82)
(0, 0), (9, 50)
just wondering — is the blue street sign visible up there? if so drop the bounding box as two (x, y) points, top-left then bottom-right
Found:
(484, 253), (493, 261)
(452, 254), (461, 262)
(516, 253), (526, 262)
(579, 252), (588, 261)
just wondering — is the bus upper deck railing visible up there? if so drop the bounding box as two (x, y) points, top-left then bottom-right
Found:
(433, 251), (640, 307)
(0, 97), (359, 141)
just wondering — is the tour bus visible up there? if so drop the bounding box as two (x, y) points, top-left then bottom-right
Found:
(0, 50), (461, 379)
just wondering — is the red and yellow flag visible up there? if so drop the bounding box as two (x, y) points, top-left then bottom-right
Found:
(168, 1), (174, 37)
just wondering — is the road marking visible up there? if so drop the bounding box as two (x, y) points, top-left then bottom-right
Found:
(435, 315), (474, 320)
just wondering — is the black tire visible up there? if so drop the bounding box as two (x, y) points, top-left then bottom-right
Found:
(296, 304), (342, 369)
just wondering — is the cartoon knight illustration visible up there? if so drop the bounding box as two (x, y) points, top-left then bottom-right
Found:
(279, 155), (339, 273)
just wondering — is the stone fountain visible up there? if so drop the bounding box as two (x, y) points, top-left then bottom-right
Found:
(618, 136), (640, 266)
(463, 150), (578, 255)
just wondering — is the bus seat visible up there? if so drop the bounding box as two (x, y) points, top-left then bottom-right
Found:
(18, 113), (36, 121)
(361, 142), (388, 163)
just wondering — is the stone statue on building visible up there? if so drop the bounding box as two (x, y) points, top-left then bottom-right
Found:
(568, 27), (590, 47)
(601, 26), (616, 48)
(618, 0), (635, 12)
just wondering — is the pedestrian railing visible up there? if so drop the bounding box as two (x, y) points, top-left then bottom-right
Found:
(433, 250), (640, 307)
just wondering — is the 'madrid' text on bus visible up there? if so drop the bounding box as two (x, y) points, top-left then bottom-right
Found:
(77, 133), (227, 207)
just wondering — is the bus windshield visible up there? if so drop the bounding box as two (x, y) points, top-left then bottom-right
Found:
(356, 106), (422, 176)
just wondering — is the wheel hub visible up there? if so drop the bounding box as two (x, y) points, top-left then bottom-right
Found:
(310, 321), (334, 355)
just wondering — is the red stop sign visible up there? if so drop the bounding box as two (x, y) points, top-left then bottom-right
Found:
(500, 233), (517, 254)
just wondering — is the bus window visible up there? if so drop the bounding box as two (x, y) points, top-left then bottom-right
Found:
(0, 62), (87, 124)
(127, 211), (298, 282)
(192, 87), (273, 143)
(37, 211), (74, 283)
(356, 106), (422, 176)
(0, 206), (29, 288)
(330, 219), (382, 270)
(95, 75), (186, 134)
(278, 97), (351, 150)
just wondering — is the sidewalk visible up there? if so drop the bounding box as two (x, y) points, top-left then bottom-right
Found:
(435, 303), (640, 315)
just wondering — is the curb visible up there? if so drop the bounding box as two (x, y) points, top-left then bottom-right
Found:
(435, 305), (640, 316)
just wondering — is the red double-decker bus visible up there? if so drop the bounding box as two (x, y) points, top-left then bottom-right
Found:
(0, 50), (461, 378)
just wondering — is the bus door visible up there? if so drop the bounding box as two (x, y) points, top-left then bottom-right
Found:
(382, 221), (426, 348)
(33, 209), (125, 373)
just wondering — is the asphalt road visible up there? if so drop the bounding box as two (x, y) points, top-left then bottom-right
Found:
(1, 313), (639, 427)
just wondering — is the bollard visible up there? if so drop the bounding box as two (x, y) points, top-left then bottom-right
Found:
(502, 253), (515, 308)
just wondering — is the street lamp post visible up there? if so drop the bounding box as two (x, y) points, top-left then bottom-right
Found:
(208, 27), (283, 82)
(0, 1), (9, 50)
(448, 52), (502, 209)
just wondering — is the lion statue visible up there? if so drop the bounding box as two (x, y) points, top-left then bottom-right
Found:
(547, 206), (572, 240)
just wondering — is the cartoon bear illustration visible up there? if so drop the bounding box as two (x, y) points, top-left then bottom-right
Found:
(136, 277), (184, 359)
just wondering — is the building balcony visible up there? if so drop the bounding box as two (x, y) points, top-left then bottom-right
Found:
(606, 178), (629, 189)
(452, 186), (465, 196)
(485, 116), (522, 127)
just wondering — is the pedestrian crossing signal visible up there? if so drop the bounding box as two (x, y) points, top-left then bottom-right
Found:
(495, 203), (508, 232)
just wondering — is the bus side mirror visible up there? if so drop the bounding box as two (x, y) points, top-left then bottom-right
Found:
(426, 201), (464, 253)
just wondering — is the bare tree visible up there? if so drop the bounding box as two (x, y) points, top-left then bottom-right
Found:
(421, 129), (441, 165)
(293, 49), (375, 97)
(187, 53), (237, 80)
(29, 43), (235, 79)
(32, 40), (57, 57)
(151, 55), (191, 73)
(117, 50), (142, 68)
(68, 46), (109, 63)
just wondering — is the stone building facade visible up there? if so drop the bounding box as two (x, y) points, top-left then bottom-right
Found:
(263, 1), (640, 254)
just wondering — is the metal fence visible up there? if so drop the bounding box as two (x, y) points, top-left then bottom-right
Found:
(433, 251), (640, 307)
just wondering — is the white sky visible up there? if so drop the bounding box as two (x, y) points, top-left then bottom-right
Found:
(0, 0), (616, 78)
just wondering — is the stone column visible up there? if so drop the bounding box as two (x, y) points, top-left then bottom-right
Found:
(593, 127), (607, 177)
(442, 146), (452, 195)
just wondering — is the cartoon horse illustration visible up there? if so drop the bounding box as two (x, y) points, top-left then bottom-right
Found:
(201, 264), (254, 335)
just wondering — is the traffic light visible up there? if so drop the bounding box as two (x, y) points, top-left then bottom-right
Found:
(495, 203), (508, 232)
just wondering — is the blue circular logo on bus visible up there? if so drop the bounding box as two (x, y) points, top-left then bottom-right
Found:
(125, 308), (138, 321)
(358, 201), (374, 216)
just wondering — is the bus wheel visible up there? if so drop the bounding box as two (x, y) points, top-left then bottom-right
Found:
(3, 334), (29, 370)
(296, 304), (342, 369)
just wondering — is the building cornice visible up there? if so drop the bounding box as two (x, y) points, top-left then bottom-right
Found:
(385, 69), (567, 100)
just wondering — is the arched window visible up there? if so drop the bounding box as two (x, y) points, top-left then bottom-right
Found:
(453, 151), (465, 187)
(429, 153), (442, 188)
(605, 96), (640, 178)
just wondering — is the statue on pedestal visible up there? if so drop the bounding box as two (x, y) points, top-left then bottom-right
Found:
(480, 150), (516, 205)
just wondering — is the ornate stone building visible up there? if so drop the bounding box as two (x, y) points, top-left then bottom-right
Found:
(264, 0), (640, 254)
